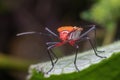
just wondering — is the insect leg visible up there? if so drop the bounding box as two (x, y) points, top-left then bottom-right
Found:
(79, 25), (95, 39)
(79, 25), (104, 53)
(46, 42), (59, 73)
(74, 37), (91, 71)
(93, 27), (105, 53)
(46, 42), (59, 63)
(86, 37), (106, 58)
(46, 45), (55, 73)
(49, 49), (58, 64)
(74, 45), (80, 71)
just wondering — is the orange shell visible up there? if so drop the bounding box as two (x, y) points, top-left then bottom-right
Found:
(57, 26), (74, 32)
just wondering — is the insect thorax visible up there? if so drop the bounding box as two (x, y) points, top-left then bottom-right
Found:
(57, 26), (82, 41)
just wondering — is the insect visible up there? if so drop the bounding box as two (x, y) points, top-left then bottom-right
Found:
(16, 25), (106, 73)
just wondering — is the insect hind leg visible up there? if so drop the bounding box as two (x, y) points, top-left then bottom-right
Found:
(86, 37), (106, 58)
(79, 25), (105, 54)
(92, 26), (105, 53)
(76, 36), (106, 58)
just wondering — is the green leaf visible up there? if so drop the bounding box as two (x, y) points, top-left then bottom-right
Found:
(28, 41), (120, 80)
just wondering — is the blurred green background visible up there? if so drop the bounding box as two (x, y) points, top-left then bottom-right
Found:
(0, 0), (120, 80)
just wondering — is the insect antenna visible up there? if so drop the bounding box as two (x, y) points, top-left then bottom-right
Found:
(16, 31), (50, 36)
(45, 27), (59, 38)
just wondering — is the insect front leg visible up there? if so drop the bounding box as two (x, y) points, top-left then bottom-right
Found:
(46, 42), (59, 63)
(46, 43), (59, 73)
(49, 49), (58, 64)
(46, 45), (55, 73)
